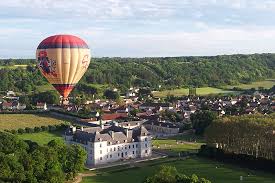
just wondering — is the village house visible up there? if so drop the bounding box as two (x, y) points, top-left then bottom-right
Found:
(64, 124), (152, 166)
(1, 101), (26, 110)
(143, 120), (180, 137)
(139, 102), (173, 111)
(114, 120), (146, 129)
(36, 102), (47, 110)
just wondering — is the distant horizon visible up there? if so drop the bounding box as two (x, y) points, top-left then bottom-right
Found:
(0, 52), (275, 60)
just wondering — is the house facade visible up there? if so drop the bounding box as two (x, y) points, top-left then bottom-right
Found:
(64, 124), (152, 166)
(143, 120), (180, 137)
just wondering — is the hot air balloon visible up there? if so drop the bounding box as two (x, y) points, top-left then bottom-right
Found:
(36, 35), (91, 103)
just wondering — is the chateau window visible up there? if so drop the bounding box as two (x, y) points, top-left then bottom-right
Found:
(145, 138), (147, 141)
(145, 150), (148, 154)
(110, 148), (112, 152)
(118, 146), (120, 150)
(125, 152), (128, 155)
(99, 143), (102, 148)
(133, 151), (135, 154)
(125, 146), (127, 150)
(145, 144), (147, 148)
(110, 154), (112, 158)
(100, 150), (102, 154)
(129, 145), (131, 149)
(114, 147), (116, 151)
(136, 144), (138, 148)
(118, 153), (120, 157)
(100, 157), (102, 160)
(132, 145), (135, 148)
(107, 155), (109, 158)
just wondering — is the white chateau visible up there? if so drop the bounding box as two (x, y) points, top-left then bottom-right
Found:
(64, 124), (152, 166)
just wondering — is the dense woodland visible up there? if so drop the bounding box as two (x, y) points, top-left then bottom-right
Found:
(0, 53), (275, 94)
(0, 131), (86, 182)
(205, 114), (275, 161)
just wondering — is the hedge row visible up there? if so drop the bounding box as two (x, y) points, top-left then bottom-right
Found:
(4, 123), (69, 135)
(0, 110), (48, 114)
(198, 145), (275, 173)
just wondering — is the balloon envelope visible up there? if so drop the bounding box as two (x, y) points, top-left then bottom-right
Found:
(36, 35), (91, 98)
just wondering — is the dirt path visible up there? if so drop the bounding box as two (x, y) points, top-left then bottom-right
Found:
(73, 173), (95, 183)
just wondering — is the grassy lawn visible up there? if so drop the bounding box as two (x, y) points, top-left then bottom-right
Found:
(153, 87), (234, 98)
(153, 139), (203, 153)
(224, 79), (275, 90)
(0, 113), (68, 130)
(82, 157), (275, 183)
(152, 134), (205, 153)
(17, 130), (64, 145)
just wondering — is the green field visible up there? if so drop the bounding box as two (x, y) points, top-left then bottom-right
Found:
(225, 79), (275, 90)
(17, 131), (64, 145)
(82, 157), (275, 183)
(152, 133), (205, 154)
(36, 84), (55, 92)
(153, 87), (234, 98)
(0, 113), (68, 130)
(153, 139), (204, 153)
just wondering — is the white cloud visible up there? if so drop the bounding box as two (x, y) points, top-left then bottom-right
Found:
(89, 26), (275, 57)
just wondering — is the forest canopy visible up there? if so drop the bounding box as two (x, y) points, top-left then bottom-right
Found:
(0, 53), (275, 93)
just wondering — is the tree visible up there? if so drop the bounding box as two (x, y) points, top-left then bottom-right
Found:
(191, 111), (217, 135)
(160, 110), (183, 123)
(103, 89), (119, 100)
(205, 114), (275, 160)
(0, 132), (87, 182)
(32, 91), (60, 104)
(138, 88), (152, 97)
(144, 166), (211, 183)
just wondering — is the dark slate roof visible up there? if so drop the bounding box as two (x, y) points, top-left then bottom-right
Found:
(144, 120), (180, 129)
(117, 120), (145, 127)
(140, 103), (170, 108)
(66, 125), (149, 145)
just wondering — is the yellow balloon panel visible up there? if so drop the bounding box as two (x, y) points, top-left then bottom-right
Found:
(36, 48), (90, 85)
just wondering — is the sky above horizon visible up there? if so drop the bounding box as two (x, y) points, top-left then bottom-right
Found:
(1, 0), (275, 58)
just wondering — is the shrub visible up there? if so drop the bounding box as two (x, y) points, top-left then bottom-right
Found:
(49, 125), (56, 131)
(34, 126), (41, 133)
(41, 126), (47, 131)
(10, 129), (17, 134)
(17, 128), (25, 134)
(25, 127), (33, 133)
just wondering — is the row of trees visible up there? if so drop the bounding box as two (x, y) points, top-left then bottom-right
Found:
(1, 53), (275, 93)
(143, 165), (211, 183)
(0, 132), (87, 182)
(205, 114), (275, 160)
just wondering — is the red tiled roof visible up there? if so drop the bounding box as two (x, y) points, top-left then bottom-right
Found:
(101, 113), (128, 120)
(2, 102), (12, 107)
(36, 102), (45, 107)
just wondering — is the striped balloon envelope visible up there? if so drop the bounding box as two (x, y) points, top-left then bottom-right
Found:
(36, 35), (91, 99)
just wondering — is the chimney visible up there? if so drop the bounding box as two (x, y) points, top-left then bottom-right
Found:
(71, 126), (76, 133)
(126, 129), (130, 138)
(110, 131), (114, 139)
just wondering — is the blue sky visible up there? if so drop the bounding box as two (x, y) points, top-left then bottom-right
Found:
(1, 0), (275, 58)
